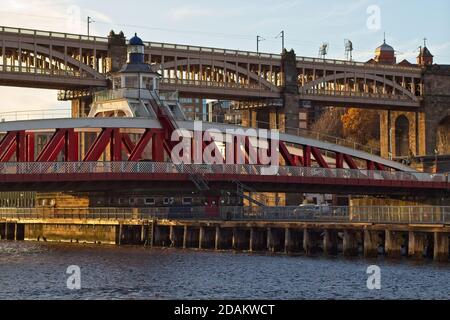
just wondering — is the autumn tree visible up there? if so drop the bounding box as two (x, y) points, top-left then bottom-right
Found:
(310, 107), (345, 138)
(311, 107), (381, 150)
(341, 108), (380, 148)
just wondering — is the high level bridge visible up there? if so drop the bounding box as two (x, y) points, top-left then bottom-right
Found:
(0, 26), (422, 109)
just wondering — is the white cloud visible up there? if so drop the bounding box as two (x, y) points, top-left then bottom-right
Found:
(170, 6), (216, 21)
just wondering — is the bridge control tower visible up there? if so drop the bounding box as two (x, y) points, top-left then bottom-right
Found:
(88, 33), (185, 120)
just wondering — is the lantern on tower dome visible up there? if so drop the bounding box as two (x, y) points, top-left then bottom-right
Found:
(128, 33), (145, 64)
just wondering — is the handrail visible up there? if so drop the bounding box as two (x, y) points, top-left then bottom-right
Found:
(0, 25), (421, 73)
(0, 162), (446, 183)
(0, 26), (108, 43)
(296, 56), (421, 72)
(0, 205), (448, 224)
(0, 109), (71, 122)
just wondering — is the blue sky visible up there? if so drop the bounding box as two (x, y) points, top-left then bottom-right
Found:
(0, 0), (449, 113)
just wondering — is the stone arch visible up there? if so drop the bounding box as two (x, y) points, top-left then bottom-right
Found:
(437, 115), (450, 155)
(395, 115), (410, 157)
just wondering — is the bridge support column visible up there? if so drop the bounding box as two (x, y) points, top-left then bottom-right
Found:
(199, 227), (205, 249)
(281, 49), (300, 134)
(0, 223), (5, 240)
(303, 229), (318, 256)
(117, 224), (123, 245)
(215, 227), (221, 250)
(385, 230), (404, 258)
(281, 49), (302, 206)
(323, 229), (338, 256)
(241, 110), (257, 128)
(433, 232), (449, 262)
(408, 231), (426, 259)
(267, 228), (274, 252)
(250, 228), (266, 252)
(285, 228), (292, 254)
(364, 230), (380, 258)
(108, 30), (127, 73)
(343, 230), (359, 257)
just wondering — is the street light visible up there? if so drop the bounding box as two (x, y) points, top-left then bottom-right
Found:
(276, 30), (285, 52)
(87, 16), (95, 36)
(256, 35), (266, 53)
(434, 148), (439, 173)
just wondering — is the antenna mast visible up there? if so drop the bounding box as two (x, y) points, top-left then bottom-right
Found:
(318, 43), (329, 59)
(344, 39), (353, 61)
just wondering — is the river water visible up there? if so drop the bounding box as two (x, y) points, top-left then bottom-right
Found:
(0, 241), (448, 300)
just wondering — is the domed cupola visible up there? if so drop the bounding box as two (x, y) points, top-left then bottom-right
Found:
(128, 33), (145, 64)
(374, 35), (396, 64)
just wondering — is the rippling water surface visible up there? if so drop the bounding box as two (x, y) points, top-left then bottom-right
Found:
(0, 241), (448, 300)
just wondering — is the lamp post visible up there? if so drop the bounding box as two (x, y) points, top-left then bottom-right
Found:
(276, 31), (285, 52)
(87, 16), (95, 36)
(434, 148), (439, 173)
(257, 35), (265, 53)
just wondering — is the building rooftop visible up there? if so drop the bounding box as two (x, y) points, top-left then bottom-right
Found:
(376, 40), (395, 52)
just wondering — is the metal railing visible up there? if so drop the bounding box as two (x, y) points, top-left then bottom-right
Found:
(0, 26), (108, 43)
(0, 109), (71, 122)
(0, 207), (209, 221)
(161, 78), (271, 91)
(302, 89), (420, 102)
(0, 65), (88, 78)
(296, 56), (421, 72)
(0, 206), (448, 224)
(0, 162), (447, 183)
(223, 206), (450, 224)
(0, 26), (421, 73)
(93, 88), (153, 102)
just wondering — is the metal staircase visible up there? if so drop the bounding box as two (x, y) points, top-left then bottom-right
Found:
(148, 91), (213, 192)
(189, 173), (210, 191)
(233, 180), (267, 207)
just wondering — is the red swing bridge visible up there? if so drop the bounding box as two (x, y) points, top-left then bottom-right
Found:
(0, 117), (448, 196)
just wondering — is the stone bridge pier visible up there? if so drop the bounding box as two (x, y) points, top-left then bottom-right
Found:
(380, 66), (450, 172)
